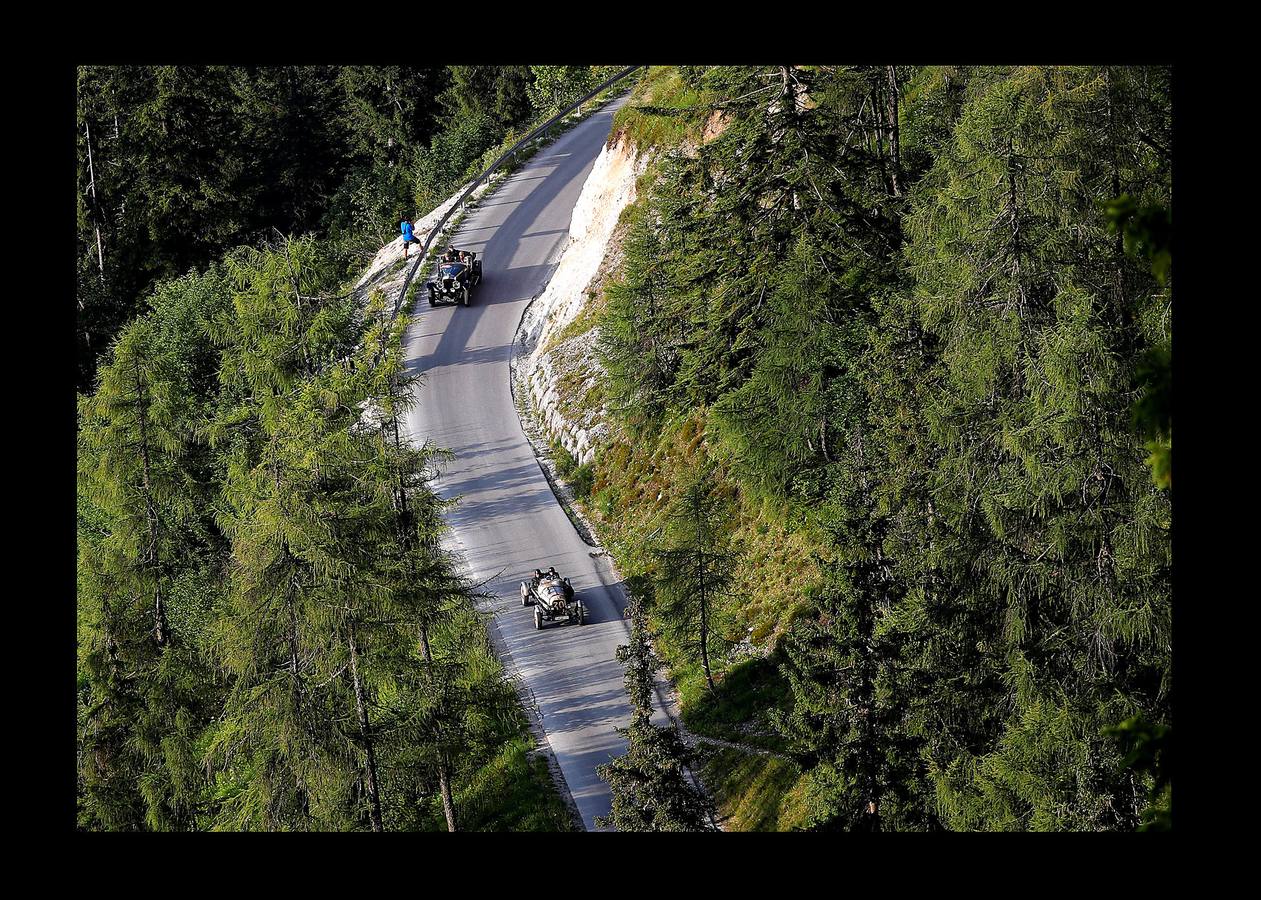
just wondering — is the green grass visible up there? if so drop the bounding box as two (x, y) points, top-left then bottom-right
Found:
(678, 652), (792, 753)
(453, 735), (577, 832)
(581, 379), (605, 410)
(552, 287), (607, 346)
(549, 441), (595, 501)
(613, 66), (711, 151)
(557, 366), (591, 404)
(570, 462), (594, 500)
(553, 441), (578, 477)
(698, 744), (802, 832)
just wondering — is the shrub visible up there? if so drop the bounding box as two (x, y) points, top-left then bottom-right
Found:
(594, 488), (617, 520)
(412, 112), (501, 213)
(570, 463), (595, 500)
(553, 443), (578, 477)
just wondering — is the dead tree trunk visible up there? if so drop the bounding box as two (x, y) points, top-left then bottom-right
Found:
(84, 119), (105, 276)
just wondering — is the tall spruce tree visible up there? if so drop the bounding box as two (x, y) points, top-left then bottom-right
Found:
(441, 65), (533, 129)
(205, 238), (377, 830)
(77, 270), (229, 830)
(337, 66), (448, 169)
(597, 200), (686, 431)
(203, 242), (512, 831)
(597, 580), (717, 831)
(653, 467), (735, 695)
(359, 292), (510, 832)
(773, 489), (938, 832)
(896, 66), (1171, 830)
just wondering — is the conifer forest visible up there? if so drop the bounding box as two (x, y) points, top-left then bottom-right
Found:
(77, 65), (1172, 831)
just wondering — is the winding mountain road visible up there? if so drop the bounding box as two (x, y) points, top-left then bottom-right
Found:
(401, 96), (661, 830)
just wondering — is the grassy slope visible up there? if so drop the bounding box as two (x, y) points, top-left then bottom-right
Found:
(696, 745), (801, 831)
(450, 735), (577, 832)
(610, 65), (708, 150)
(544, 67), (829, 830)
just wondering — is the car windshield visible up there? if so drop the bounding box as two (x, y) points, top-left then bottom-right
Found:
(440, 263), (465, 277)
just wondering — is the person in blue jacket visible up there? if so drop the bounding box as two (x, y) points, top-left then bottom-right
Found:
(400, 218), (421, 259)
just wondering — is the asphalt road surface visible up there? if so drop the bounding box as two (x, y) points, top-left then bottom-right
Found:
(401, 96), (662, 830)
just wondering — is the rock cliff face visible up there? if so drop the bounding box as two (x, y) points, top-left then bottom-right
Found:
(515, 132), (648, 466)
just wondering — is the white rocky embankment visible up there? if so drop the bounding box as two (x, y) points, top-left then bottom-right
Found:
(516, 133), (648, 466)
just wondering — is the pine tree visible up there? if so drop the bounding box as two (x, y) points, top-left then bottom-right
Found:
(77, 271), (228, 830)
(597, 580), (717, 831)
(897, 66), (1171, 830)
(441, 65), (533, 129)
(360, 292), (493, 832)
(337, 66), (448, 169)
(203, 241), (511, 831)
(773, 498), (939, 832)
(77, 497), (148, 831)
(709, 232), (850, 500)
(205, 238), (378, 830)
(607, 67), (915, 501)
(653, 467), (735, 695)
(597, 200), (685, 431)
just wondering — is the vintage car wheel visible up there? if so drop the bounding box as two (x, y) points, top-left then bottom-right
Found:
(461, 287), (470, 307)
(521, 583), (531, 606)
(534, 608), (543, 630)
(576, 606), (585, 626)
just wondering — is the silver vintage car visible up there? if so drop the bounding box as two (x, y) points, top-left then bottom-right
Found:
(520, 567), (586, 629)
